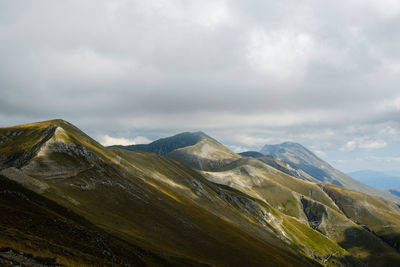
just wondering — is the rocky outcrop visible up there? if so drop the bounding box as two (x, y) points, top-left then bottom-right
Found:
(301, 196), (328, 230)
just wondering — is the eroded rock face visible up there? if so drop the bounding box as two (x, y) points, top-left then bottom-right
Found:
(21, 127), (106, 180)
(301, 196), (328, 230)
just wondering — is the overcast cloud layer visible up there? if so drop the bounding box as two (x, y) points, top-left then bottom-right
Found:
(1, 0), (400, 172)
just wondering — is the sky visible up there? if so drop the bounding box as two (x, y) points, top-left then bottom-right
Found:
(1, 0), (400, 173)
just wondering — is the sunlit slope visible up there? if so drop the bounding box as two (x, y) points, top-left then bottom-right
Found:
(239, 151), (311, 179)
(0, 120), (322, 266)
(201, 156), (400, 265)
(115, 130), (400, 264)
(113, 131), (240, 170)
(260, 142), (396, 200)
(146, 135), (400, 265)
(110, 148), (355, 265)
(203, 157), (340, 218)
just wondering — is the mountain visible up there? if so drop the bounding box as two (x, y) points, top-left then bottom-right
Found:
(0, 119), (340, 266)
(260, 142), (396, 200)
(0, 173), (167, 266)
(239, 151), (264, 158)
(111, 131), (206, 155)
(201, 156), (400, 265)
(2, 120), (400, 266)
(321, 183), (400, 253)
(113, 131), (240, 170)
(388, 188), (400, 198)
(348, 170), (400, 189)
(239, 151), (303, 178)
(119, 131), (400, 265)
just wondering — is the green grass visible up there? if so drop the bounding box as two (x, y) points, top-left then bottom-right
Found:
(3, 119), (400, 266)
(1, 120), (320, 266)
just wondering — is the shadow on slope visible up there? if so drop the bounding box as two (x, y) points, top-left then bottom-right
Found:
(0, 120), (318, 267)
(339, 227), (400, 266)
(0, 174), (170, 266)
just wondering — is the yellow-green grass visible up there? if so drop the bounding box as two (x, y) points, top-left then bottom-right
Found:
(1, 120), (317, 266)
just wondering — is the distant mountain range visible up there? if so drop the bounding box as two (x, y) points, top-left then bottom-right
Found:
(1, 119), (400, 266)
(348, 170), (400, 189)
(259, 142), (394, 200)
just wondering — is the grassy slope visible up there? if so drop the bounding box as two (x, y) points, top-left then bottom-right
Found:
(202, 157), (340, 218)
(175, 147), (400, 265)
(0, 120), (318, 267)
(0, 174), (170, 267)
(112, 131), (240, 171)
(3, 120), (400, 266)
(322, 184), (400, 257)
(112, 127), (400, 266)
(260, 143), (396, 201)
(111, 148), (350, 265)
(166, 138), (240, 171)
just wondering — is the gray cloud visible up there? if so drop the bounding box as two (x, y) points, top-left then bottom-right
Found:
(1, 0), (400, 171)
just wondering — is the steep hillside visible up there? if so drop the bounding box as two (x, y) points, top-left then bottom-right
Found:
(114, 131), (240, 170)
(2, 120), (400, 266)
(119, 131), (400, 265)
(260, 142), (396, 200)
(239, 151), (302, 178)
(0, 174), (167, 266)
(0, 120), (331, 266)
(322, 183), (400, 253)
(201, 157), (400, 265)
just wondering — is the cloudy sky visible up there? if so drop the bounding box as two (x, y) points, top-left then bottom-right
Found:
(1, 0), (400, 172)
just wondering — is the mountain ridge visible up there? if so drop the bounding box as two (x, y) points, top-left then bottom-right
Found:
(113, 127), (400, 264)
(260, 142), (397, 201)
(113, 131), (240, 171)
(2, 119), (400, 266)
(0, 120), (329, 266)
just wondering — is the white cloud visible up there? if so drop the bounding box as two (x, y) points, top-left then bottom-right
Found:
(341, 138), (387, 151)
(1, 0), (400, 172)
(247, 30), (315, 80)
(359, 140), (387, 149)
(231, 134), (274, 147)
(369, 0), (400, 17)
(227, 145), (249, 153)
(100, 135), (151, 146)
(367, 156), (400, 162)
(341, 140), (357, 151)
(377, 96), (400, 112)
(395, 97), (400, 111)
(314, 150), (326, 157)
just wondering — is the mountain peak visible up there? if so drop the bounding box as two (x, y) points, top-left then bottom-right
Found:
(259, 141), (396, 200)
(112, 131), (208, 156)
(280, 141), (306, 148)
(0, 119), (108, 170)
(113, 131), (239, 170)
